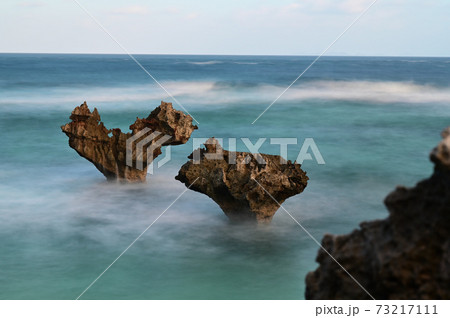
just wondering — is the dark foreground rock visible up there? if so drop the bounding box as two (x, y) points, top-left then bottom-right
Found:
(305, 127), (450, 299)
(61, 101), (197, 182)
(175, 138), (308, 223)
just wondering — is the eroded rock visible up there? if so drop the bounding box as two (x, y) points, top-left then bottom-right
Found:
(61, 101), (197, 182)
(305, 128), (450, 299)
(175, 138), (308, 222)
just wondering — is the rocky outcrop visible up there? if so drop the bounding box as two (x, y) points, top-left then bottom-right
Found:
(61, 101), (197, 182)
(175, 138), (308, 223)
(305, 128), (450, 300)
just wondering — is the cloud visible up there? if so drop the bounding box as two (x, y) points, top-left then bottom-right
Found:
(109, 5), (198, 21)
(294, 0), (375, 14)
(111, 5), (150, 16)
(185, 12), (199, 20)
(249, 0), (375, 16)
(340, 0), (373, 13)
(234, 0), (382, 30)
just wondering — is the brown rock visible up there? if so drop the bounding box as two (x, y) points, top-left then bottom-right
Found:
(61, 101), (197, 182)
(305, 127), (450, 300)
(175, 138), (308, 223)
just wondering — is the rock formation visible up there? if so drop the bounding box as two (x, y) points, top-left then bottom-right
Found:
(175, 138), (309, 223)
(61, 101), (197, 182)
(305, 127), (450, 299)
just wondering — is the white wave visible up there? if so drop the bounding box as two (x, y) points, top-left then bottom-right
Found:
(2, 80), (450, 109)
(0, 81), (216, 108)
(185, 61), (223, 65)
(278, 80), (450, 104)
(232, 62), (259, 65)
(399, 60), (429, 63)
(201, 80), (450, 105)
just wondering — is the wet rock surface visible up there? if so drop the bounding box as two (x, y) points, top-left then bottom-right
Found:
(305, 128), (450, 299)
(175, 138), (309, 223)
(61, 101), (197, 182)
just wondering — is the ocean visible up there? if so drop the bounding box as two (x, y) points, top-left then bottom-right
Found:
(0, 54), (449, 299)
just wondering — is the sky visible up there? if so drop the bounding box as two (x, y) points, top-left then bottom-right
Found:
(0, 0), (449, 56)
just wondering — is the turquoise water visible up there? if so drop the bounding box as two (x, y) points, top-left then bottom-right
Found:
(0, 54), (449, 299)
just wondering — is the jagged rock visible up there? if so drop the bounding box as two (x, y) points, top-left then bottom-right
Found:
(61, 101), (197, 182)
(175, 138), (308, 222)
(305, 128), (450, 300)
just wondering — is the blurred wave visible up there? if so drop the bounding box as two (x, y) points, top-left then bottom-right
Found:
(2, 80), (450, 109)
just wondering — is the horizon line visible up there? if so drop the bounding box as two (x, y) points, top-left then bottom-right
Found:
(0, 52), (449, 58)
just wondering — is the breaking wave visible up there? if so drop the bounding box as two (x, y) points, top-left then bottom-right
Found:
(185, 61), (223, 65)
(2, 80), (450, 109)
